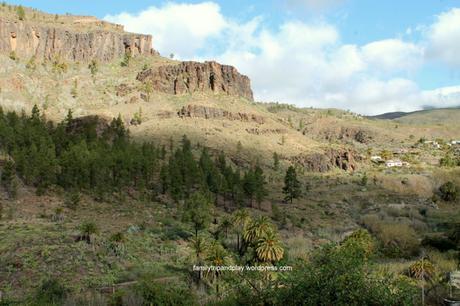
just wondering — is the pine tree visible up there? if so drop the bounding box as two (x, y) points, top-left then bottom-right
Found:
(182, 191), (213, 238)
(243, 170), (256, 206)
(159, 165), (169, 194)
(1, 160), (17, 199)
(31, 104), (41, 124)
(254, 165), (266, 207)
(283, 166), (301, 203)
(16, 5), (25, 20)
(273, 152), (280, 171)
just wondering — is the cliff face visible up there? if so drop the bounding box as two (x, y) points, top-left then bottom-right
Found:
(178, 104), (264, 123)
(291, 148), (360, 172)
(136, 61), (254, 101)
(0, 18), (153, 62)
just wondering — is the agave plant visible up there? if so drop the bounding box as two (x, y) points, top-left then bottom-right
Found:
(108, 232), (126, 256)
(78, 221), (98, 244)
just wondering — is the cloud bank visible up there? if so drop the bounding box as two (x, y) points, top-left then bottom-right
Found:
(105, 3), (460, 115)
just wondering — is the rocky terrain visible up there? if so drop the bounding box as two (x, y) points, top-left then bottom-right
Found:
(137, 61), (254, 101)
(0, 5), (153, 62)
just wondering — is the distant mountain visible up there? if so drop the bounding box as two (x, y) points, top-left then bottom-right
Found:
(368, 111), (409, 120)
(369, 107), (460, 121)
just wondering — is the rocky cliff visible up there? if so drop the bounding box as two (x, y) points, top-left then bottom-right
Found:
(291, 148), (360, 172)
(178, 105), (264, 123)
(136, 61), (254, 101)
(0, 17), (153, 62)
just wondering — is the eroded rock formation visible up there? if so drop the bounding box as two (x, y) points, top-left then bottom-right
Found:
(292, 148), (360, 172)
(0, 17), (153, 62)
(178, 105), (264, 124)
(136, 61), (254, 101)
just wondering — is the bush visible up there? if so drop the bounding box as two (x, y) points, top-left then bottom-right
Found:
(34, 279), (69, 305)
(16, 5), (25, 20)
(274, 243), (417, 305)
(439, 181), (458, 202)
(341, 229), (376, 258)
(135, 277), (197, 306)
(65, 191), (81, 210)
(375, 223), (420, 258)
(121, 52), (131, 67)
(8, 51), (17, 61)
(422, 234), (457, 252)
(360, 214), (382, 233)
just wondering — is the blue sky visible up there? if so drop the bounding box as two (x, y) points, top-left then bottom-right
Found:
(8, 0), (460, 114)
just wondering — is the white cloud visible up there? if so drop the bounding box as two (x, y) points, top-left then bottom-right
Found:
(105, 2), (460, 115)
(285, 0), (345, 11)
(427, 8), (460, 66)
(104, 2), (227, 58)
(361, 39), (423, 73)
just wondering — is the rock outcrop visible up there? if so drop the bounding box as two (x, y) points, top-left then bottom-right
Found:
(304, 125), (373, 144)
(178, 105), (264, 124)
(136, 61), (254, 101)
(292, 148), (360, 172)
(0, 17), (153, 62)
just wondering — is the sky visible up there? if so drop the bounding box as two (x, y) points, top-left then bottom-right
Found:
(8, 0), (460, 115)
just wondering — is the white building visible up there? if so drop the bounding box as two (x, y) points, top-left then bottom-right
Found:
(386, 160), (403, 167)
(424, 140), (441, 149)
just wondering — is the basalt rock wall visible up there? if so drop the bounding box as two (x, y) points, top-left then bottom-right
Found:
(0, 18), (153, 62)
(137, 61), (254, 101)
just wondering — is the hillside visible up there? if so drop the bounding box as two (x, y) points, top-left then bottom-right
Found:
(1, 3), (460, 306)
(370, 107), (460, 125)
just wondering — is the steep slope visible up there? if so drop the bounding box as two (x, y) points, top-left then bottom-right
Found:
(1, 3), (458, 174)
(0, 4), (153, 62)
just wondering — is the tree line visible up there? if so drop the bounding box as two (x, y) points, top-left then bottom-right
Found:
(0, 106), (303, 206)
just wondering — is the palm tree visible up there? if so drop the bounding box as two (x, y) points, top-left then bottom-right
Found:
(409, 257), (435, 306)
(256, 230), (284, 263)
(232, 209), (250, 253)
(218, 217), (233, 239)
(205, 240), (231, 295)
(243, 216), (273, 245)
(189, 235), (209, 281)
(79, 221), (98, 244)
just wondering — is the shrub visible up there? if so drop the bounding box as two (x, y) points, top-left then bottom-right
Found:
(26, 55), (37, 70)
(422, 234), (457, 252)
(16, 5), (25, 20)
(439, 181), (458, 202)
(121, 52), (132, 67)
(34, 279), (69, 305)
(274, 243), (417, 305)
(8, 51), (17, 61)
(360, 214), (382, 233)
(88, 59), (98, 77)
(376, 223), (420, 258)
(341, 229), (376, 258)
(65, 191), (81, 210)
(135, 277), (197, 306)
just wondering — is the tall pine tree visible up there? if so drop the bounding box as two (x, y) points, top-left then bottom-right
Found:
(283, 166), (301, 203)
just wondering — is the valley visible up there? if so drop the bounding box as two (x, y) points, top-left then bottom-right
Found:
(0, 3), (460, 305)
